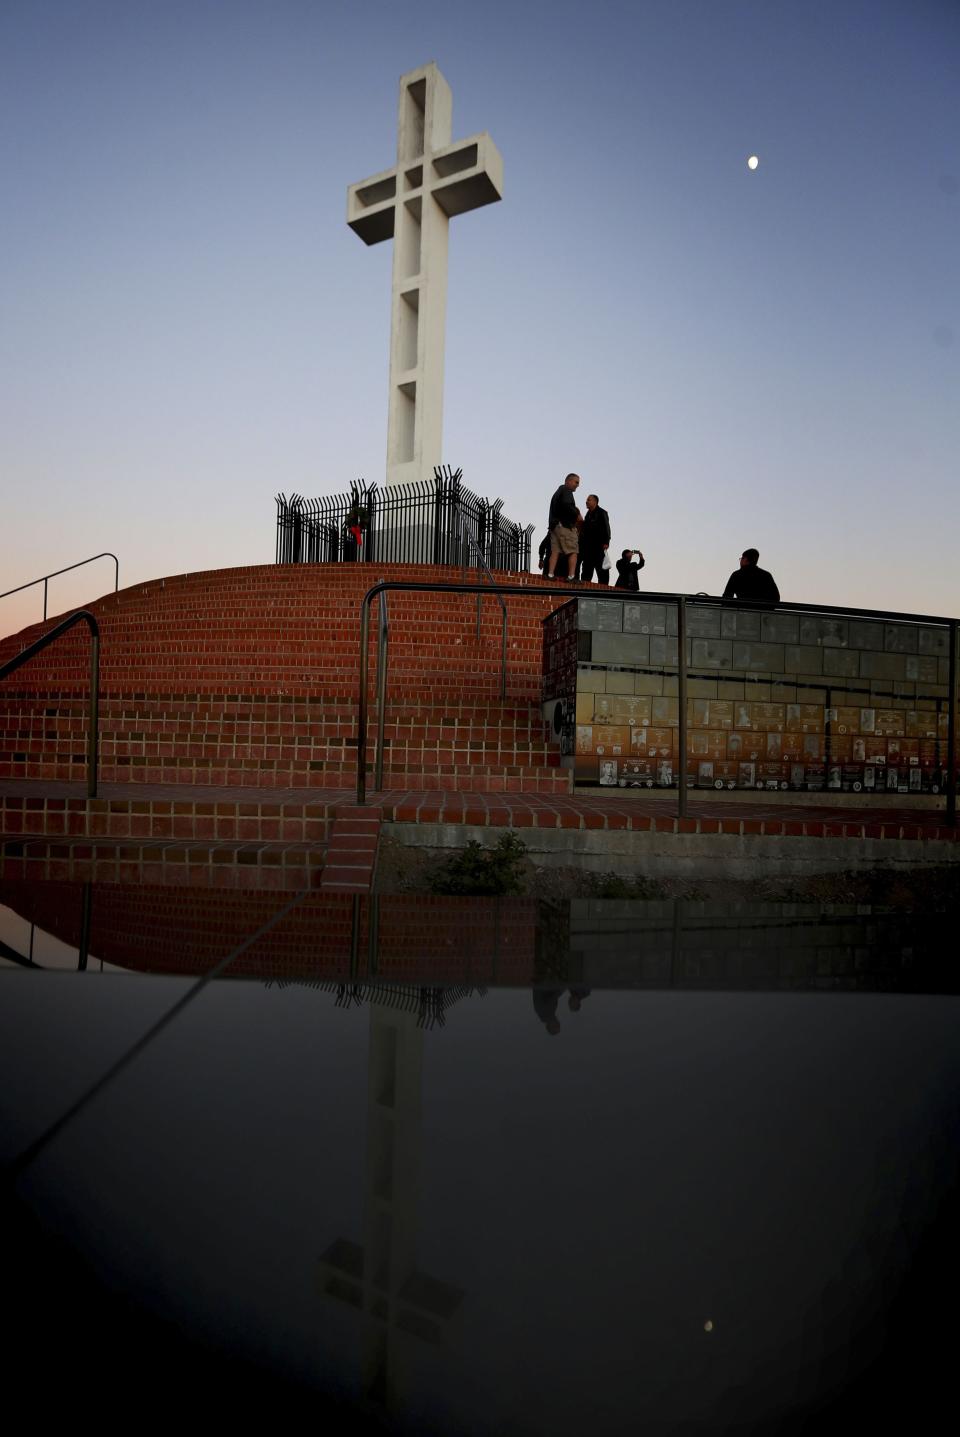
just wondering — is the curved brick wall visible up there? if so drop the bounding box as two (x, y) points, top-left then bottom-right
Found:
(0, 563), (575, 792)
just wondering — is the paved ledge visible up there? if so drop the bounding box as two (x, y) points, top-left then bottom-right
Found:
(382, 822), (960, 879)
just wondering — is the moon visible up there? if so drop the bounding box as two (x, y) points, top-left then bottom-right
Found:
(747, 155), (759, 170)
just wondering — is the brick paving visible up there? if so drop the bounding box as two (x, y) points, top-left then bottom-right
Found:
(0, 779), (955, 844)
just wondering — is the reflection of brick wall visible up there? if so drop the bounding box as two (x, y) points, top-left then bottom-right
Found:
(572, 901), (953, 991)
(0, 564), (571, 793)
(561, 598), (955, 794)
(0, 881), (538, 983)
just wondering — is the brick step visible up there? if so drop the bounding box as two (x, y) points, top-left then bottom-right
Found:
(0, 765), (571, 793)
(319, 805), (382, 893)
(0, 695), (544, 719)
(0, 792), (336, 842)
(0, 837), (326, 891)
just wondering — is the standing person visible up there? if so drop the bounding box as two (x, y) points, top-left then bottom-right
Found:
(539, 531), (573, 579)
(579, 494), (611, 584)
(722, 548), (780, 602)
(545, 473), (581, 579)
(614, 549), (645, 590)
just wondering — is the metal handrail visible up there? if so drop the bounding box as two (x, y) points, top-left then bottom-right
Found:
(0, 553), (119, 623)
(354, 581), (959, 823)
(374, 583), (389, 793)
(0, 609), (101, 797)
(461, 519), (508, 700)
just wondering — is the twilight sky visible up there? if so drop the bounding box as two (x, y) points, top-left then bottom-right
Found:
(1, 0), (957, 637)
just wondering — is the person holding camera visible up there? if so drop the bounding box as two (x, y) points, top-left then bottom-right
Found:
(614, 548), (645, 590)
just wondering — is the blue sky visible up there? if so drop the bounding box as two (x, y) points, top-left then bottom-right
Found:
(1, 0), (957, 634)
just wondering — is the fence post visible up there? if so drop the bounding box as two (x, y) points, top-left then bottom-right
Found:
(432, 471), (443, 565)
(367, 485), (378, 564)
(677, 596), (688, 819)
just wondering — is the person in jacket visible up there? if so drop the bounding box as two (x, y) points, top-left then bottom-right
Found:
(721, 548), (780, 602)
(545, 473), (581, 579)
(578, 494), (612, 584)
(614, 549), (645, 590)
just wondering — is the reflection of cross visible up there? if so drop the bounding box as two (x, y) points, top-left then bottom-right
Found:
(317, 1003), (464, 1414)
(347, 62), (502, 488)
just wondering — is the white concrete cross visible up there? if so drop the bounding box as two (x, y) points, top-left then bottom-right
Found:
(347, 63), (503, 487)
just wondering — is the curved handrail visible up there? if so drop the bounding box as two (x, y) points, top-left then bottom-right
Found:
(0, 553), (119, 622)
(0, 609), (101, 797)
(354, 581), (958, 824)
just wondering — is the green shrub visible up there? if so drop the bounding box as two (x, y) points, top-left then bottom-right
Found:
(428, 831), (528, 896)
(592, 872), (663, 899)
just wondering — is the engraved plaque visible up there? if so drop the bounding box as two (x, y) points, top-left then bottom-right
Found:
(905, 655), (938, 683)
(732, 641), (785, 672)
(799, 617), (848, 647)
(733, 610), (762, 640)
(918, 627), (949, 656)
(875, 710), (906, 737)
(686, 607), (722, 638)
(823, 648), (859, 677)
(650, 636), (679, 666)
(884, 624), (918, 654)
(753, 703), (786, 730)
(623, 602), (667, 635)
(591, 632), (651, 665)
(595, 600), (623, 632)
(652, 697), (679, 726)
(859, 651), (906, 680)
(848, 619), (885, 649)
(784, 645), (824, 674)
(761, 613), (800, 644)
(692, 638), (734, 669)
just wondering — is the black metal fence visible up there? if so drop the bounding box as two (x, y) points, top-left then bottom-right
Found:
(275, 466), (533, 573)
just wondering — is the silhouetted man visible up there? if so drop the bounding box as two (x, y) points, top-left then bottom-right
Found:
(579, 494), (611, 584)
(546, 473), (581, 579)
(532, 987), (564, 1035)
(722, 548), (780, 602)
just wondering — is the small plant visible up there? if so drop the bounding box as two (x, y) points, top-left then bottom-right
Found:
(592, 872), (663, 899)
(347, 502), (369, 529)
(428, 831), (528, 896)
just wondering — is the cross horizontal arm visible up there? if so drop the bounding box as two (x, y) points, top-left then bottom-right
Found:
(347, 132), (502, 244)
(430, 132), (503, 216)
(347, 165), (400, 245)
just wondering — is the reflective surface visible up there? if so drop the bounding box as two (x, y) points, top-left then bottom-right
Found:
(2, 883), (958, 1430)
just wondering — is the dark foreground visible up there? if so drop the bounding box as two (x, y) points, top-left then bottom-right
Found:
(2, 887), (958, 1433)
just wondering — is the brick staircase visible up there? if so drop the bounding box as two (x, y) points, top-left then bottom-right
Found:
(0, 562), (573, 796)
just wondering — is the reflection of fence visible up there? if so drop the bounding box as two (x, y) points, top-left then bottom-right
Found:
(276, 466), (533, 573)
(544, 594), (959, 814)
(264, 978), (486, 1028)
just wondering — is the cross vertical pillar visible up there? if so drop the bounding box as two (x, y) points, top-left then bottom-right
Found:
(348, 63), (503, 487)
(317, 1003), (465, 1416)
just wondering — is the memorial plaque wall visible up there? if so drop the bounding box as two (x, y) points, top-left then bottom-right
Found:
(542, 597), (956, 792)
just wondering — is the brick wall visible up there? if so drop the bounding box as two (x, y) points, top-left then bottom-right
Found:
(0, 563), (575, 793)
